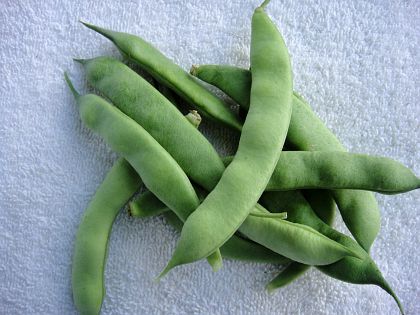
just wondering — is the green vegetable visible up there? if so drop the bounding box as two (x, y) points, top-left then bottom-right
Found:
(69, 155), (141, 315)
(222, 152), (420, 194)
(159, 1), (293, 275)
(80, 21), (242, 131)
(163, 211), (290, 264)
(266, 190), (336, 291)
(262, 190), (404, 314)
(132, 190), (358, 266)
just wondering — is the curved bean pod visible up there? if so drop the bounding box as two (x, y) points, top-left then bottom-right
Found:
(262, 191), (403, 314)
(132, 190), (358, 266)
(223, 152), (419, 194)
(238, 211), (357, 266)
(191, 64), (380, 252)
(159, 2), (294, 275)
(70, 157), (142, 315)
(66, 74), (222, 272)
(80, 22), (242, 131)
(266, 190), (336, 291)
(163, 211), (290, 265)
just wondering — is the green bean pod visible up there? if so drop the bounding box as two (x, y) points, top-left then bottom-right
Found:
(159, 1), (294, 275)
(261, 191), (404, 314)
(237, 212), (357, 266)
(223, 152), (420, 194)
(132, 190), (357, 265)
(163, 211), (290, 265)
(66, 74), (222, 271)
(70, 157), (142, 315)
(191, 64), (381, 252)
(266, 190), (336, 291)
(80, 22), (242, 131)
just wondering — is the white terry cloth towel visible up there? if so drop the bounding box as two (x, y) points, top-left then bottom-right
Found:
(0, 0), (418, 314)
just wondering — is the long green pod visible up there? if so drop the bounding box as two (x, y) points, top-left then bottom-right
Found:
(237, 212), (356, 266)
(261, 191), (404, 314)
(162, 211), (291, 265)
(66, 74), (222, 271)
(133, 190), (358, 266)
(70, 157), (141, 315)
(191, 64), (380, 252)
(266, 190), (336, 291)
(80, 22), (242, 131)
(222, 152), (420, 194)
(160, 2), (293, 275)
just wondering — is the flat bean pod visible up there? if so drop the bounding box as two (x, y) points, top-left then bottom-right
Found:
(133, 190), (357, 266)
(81, 22), (242, 131)
(159, 2), (294, 275)
(238, 211), (357, 265)
(191, 64), (381, 252)
(223, 152), (419, 194)
(163, 211), (290, 265)
(261, 191), (403, 314)
(66, 75), (222, 271)
(266, 190), (336, 291)
(70, 156), (142, 315)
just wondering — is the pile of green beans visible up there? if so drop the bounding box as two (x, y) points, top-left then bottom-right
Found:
(66, 1), (418, 314)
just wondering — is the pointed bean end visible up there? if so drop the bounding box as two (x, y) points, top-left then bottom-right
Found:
(79, 20), (115, 41)
(79, 20), (100, 32)
(382, 282), (405, 315)
(265, 282), (276, 294)
(258, 0), (271, 10)
(78, 19), (89, 27)
(64, 72), (80, 100)
(156, 264), (173, 281)
(210, 258), (223, 273)
(73, 58), (89, 65)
